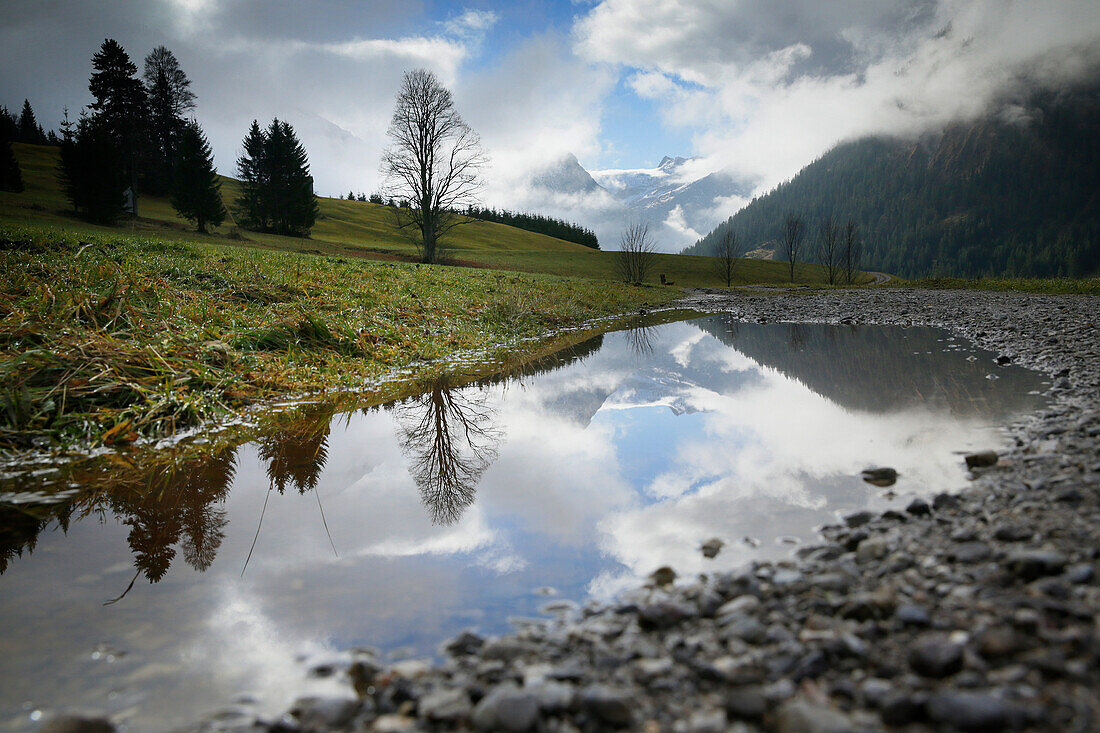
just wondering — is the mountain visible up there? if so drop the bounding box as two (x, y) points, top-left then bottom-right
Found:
(530, 153), (605, 195)
(593, 157), (751, 238)
(526, 154), (751, 250)
(684, 82), (1100, 278)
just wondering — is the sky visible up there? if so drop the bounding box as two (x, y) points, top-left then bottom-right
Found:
(1, 0), (1098, 237)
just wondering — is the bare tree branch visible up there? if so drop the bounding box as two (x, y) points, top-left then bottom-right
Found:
(712, 227), (739, 287)
(817, 215), (839, 286)
(615, 222), (657, 284)
(781, 214), (805, 283)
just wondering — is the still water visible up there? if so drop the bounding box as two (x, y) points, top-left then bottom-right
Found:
(0, 314), (1046, 729)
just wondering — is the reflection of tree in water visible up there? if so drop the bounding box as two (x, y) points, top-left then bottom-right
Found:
(625, 319), (655, 357)
(257, 414), (331, 494)
(0, 503), (71, 574)
(103, 446), (237, 602)
(244, 408), (338, 576)
(396, 376), (501, 525)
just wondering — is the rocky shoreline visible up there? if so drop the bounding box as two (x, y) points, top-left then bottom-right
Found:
(54, 287), (1100, 733)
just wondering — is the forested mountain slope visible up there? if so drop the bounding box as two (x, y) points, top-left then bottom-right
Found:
(686, 83), (1100, 278)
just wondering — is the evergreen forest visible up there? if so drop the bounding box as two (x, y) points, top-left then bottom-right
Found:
(686, 82), (1100, 278)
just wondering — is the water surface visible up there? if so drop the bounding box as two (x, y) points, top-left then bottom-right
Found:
(0, 314), (1046, 730)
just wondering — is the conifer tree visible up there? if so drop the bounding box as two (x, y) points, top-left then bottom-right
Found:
(0, 107), (16, 141)
(57, 116), (127, 223)
(143, 46), (195, 195)
(88, 39), (148, 214)
(0, 123), (24, 193)
(59, 107), (75, 144)
(234, 118), (317, 236)
(18, 100), (47, 144)
(171, 120), (225, 233)
(235, 120), (268, 230)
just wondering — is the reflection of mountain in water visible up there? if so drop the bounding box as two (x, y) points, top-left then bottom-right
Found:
(610, 372), (703, 416)
(693, 316), (1044, 418)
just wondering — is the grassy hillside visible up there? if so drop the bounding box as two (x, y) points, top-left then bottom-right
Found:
(1, 142), (838, 286)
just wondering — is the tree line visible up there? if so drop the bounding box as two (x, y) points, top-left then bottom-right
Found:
(4, 38), (318, 236)
(462, 206), (598, 249)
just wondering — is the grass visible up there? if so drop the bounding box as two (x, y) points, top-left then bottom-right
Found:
(0, 224), (678, 451)
(900, 276), (1100, 295)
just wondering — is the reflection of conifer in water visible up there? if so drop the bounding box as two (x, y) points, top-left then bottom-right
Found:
(105, 446), (237, 603)
(244, 410), (338, 576)
(0, 505), (50, 574)
(257, 416), (331, 494)
(178, 449), (236, 572)
(0, 500), (75, 575)
(397, 376), (501, 526)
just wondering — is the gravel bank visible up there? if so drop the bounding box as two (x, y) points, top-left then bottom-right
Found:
(159, 287), (1099, 733)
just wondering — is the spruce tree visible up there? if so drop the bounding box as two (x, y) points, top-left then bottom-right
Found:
(235, 119), (317, 236)
(235, 120), (268, 230)
(18, 100), (47, 144)
(57, 116), (127, 223)
(0, 107), (16, 141)
(0, 123), (24, 193)
(143, 46), (195, 195)
(88, 39), (148, 214)
(171, 120), (225, 233)
(59, 107), (75, 144)
(271, 119), (318, 236)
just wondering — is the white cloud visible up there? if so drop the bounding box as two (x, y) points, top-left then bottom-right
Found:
(576, 0), (1100, 196)
(444, 8), (501, 39)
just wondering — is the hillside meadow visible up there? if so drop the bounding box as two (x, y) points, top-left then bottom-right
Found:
(2, 142), (839, 286)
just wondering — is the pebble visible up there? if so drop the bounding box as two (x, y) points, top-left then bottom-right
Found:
(926, 691), (1027, 731)
(418, 688), (472, 722)
(725, 687), (768, 720)
(579, 685), (634, 727)
(908, 635), (964, 678)
(39, 717), (115, 733)
(444, 631), (484, 657)
(1005, 549), (1068, 580)
(471, 685), (539, 732)
(844, 510), (875, 528)
(773, 698), (853, 733)
(951, 542), (992, 563)
(288, 696), (360, 730)
(701, 538), (724, 558)
(638, 601), (695, 629)
(965, 450), (999, 469)
(857, 536), (889, 563)
(906, 498), (932, 516)
(895, 603), (931, 627)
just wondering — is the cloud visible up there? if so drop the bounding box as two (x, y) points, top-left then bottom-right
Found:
(444, 8), (500, 40)
(456, 33), (615, 204)
(576, 0), (1100, 193)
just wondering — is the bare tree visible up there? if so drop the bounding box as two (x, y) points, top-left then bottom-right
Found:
(712, 227), (740, 287)
(615, 222), (657, 284)
(817, 215), (840, 285)
(842, 219), (861, 284)
(381, 69), (486, 264)
(781, 214), (805, 283)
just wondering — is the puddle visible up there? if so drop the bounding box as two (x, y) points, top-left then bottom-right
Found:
(0, 314), (1046, 730)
